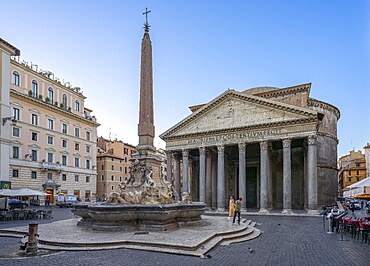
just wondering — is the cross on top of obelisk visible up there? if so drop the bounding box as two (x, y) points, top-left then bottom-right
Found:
(143, 7), (151, 32)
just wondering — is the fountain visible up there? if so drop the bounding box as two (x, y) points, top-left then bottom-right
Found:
(72, 9), (205, 231)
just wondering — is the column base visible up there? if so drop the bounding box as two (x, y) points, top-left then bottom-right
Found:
(306, 209), (320, 215)
(282, 209), (293, 214)
(217, 208), (226, 212)
(258, 208), (270, 214)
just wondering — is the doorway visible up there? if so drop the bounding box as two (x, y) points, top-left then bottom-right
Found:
(246, 167), (257, 208)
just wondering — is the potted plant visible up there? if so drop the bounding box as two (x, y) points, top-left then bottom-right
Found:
(38, 95), (43, 100)
(60, 103), (64, 109)
(45, 97), (50, 103)
(68, 107), (71, 112)
(54, 101), (58, 106)
(28, 90), (33, 96)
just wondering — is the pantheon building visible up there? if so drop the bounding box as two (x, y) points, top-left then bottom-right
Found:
(160, 84), (340, 214)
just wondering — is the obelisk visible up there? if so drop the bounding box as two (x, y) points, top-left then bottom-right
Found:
(132, 8), (163, 184)
(137, 8), (155, 152)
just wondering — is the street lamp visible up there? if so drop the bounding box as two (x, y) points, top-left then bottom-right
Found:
(2, 116), (17, 126)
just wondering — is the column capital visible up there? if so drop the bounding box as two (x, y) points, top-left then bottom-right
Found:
(282, 138), (292, 148)
(199, 147), (206, 155)
(165, 150), (172, 157)
(260, 141), (268, 150)
(217, 145), (225, 154)
(238, 142), (246, 152)
(307, 135), (317, 145)
(173, 152), (181, 160)
(182, 149), (189, 157)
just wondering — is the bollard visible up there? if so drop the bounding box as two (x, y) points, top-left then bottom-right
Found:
(26, 222), (38, 254)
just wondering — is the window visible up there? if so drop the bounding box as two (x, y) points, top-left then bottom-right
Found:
(62, 155), (67, 166)
(356, 176), (360, 182)
(356, 170), (360, 176)
(86, 131), (90, 141)
(13, 108), (20, 120)
(348, 170), (352, 176)
(348, 177), (352, 182)
(75, 143), (80, 151)
(111, 186), (114, 191)
(86, 160), (90, 169)
(13, 127), (19, 137)
(125, 157), (127, 163)
(86, 145), (90, 153)
(47, 153), (53, 163)
(62, 174), (67, 181)
(111, 165), (114, 170)
(32, 80), (38, 97)
(75, 175), (79, 182)
(74, 158), (80, 167)
(12, 169), (19, 178)
(48, 88), (53, 103)
(75, 100), (80, 111)
(31, 171), (37, 179)
(31, 150), (37, 161)
(48, 119), (54, 130)
(111, 175), (114, 181)
(31, 114), (38, 125)
(12, 71), (20, 86)
(120, 167), (122, 172)
(75, 128), (80, 137)
(62, 124), (67, 134)
(47, 173), (52, 180)
(86, 176), (90, 183)
(120, 176), (122, 182)
(62, 139), (67, 148)
(125, 167), (127, 174)
(62, 94), (67, 109)
(101, 175), (104, 181)
(101, 165), (104, 170)
(31, 132), (38, 141)
(13, 146), (19, 159)
(111, 158), (114, 162)
(124, 148), (128, 155)
(47, 136), (54, 145)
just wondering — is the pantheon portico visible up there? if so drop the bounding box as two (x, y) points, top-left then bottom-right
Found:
(160, 84), (340, 213)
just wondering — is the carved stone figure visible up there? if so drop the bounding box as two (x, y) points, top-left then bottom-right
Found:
(106, 192), (126, 204)
(181, 192), (192, 204)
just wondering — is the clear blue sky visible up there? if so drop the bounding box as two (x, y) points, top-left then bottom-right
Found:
(1, 0), (369, 157)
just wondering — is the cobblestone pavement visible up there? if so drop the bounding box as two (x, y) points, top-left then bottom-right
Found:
(0, 209), (369, 266)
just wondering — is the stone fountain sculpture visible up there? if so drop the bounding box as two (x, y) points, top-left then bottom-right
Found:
(72, 10), (204, 231)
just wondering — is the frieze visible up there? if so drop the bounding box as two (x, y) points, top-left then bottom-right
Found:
(187, 128), (282, 146)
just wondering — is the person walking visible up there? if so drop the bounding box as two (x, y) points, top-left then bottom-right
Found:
(233, 197), (242, 225)
(228, 196), (235, 220)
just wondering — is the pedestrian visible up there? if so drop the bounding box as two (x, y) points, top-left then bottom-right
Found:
(350, 202), (355, 214)
(233, 197), (242, 225)
(330, 205), (340, 232)
(228, 195), (235, 220)
(361, 201), (364, 210)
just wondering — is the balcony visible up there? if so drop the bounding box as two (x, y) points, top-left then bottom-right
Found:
(41, 162), (62, 171)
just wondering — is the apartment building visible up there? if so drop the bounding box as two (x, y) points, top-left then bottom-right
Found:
(0, 38), (99, 203)
(96, 137), (136, 199)
(338, 150), (367, 195)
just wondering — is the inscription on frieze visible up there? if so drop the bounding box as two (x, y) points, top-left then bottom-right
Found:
(187, 128), (282, 146)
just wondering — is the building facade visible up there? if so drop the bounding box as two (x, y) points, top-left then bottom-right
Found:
(0, 38), (99, 203)
(96, 137), (136, 199)
(161, 84), (340, 213)
(364, 143), (370, 179)
(338, 150), (367, 194)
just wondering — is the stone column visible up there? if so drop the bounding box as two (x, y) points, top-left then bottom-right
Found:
(217, 145), (225, 211)
(173, 153), (181, 201)
(282, 139), (293, 214)
(206, 151), (212, 207)
(182, 149), (189, 193)
(259, 141), (269, 214)
(166, 150), (172, 183)
(199, 147), (206, 203)
(307, 135), (318, 214)
(211, 153), (217, 209)
(238, 143), (247, 210)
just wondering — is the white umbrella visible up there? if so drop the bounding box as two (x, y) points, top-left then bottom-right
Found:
(0, 188), (45, 197)
(0, 189), (14, 197)
(346, 177), (370, 189)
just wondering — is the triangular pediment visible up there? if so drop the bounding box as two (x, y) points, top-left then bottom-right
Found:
(160, 90), (317, 139)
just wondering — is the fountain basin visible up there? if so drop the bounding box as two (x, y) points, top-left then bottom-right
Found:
(73, 202), (206, 231)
